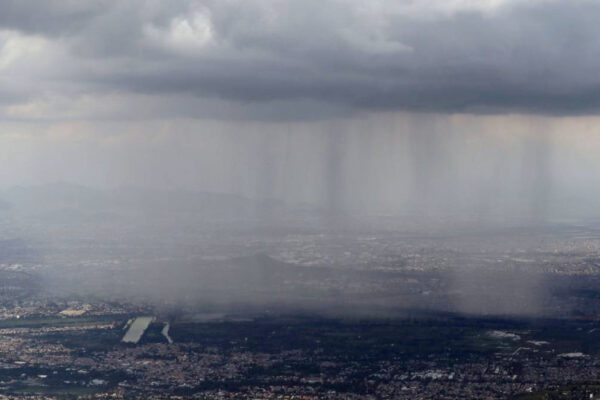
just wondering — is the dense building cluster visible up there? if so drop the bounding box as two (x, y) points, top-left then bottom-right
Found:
(2, 217), (600, 398)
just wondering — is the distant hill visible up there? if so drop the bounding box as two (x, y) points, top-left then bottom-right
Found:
(0, 198), (11, 211)
(0, 183), (288, 222)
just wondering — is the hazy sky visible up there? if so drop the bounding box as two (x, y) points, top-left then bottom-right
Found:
(1, 0), (600, 214)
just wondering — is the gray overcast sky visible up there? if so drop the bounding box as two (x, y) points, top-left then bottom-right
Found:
(2, 0), (600, 121)
(3, 0), (600, 215)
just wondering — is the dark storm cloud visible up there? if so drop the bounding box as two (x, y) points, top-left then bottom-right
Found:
(0, 0), (107, 36)
(2, 0), (600, 117)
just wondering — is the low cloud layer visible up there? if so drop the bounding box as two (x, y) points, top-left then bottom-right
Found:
(1, 0), (600, 120)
